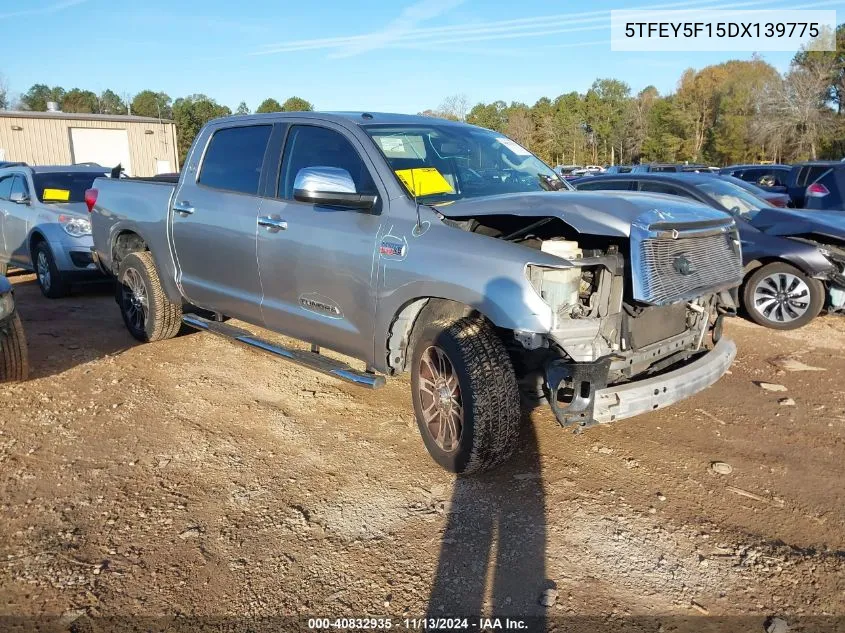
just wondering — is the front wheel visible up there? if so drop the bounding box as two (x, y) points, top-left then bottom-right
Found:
(33, 242), (70, 298)
(743, 262), (824, 330)
(410, 317), (521, 475)
(117, 251), (182, 342)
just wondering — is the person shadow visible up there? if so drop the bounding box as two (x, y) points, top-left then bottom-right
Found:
(426, 415), (550, 632)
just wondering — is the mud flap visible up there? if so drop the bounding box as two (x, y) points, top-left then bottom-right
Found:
(545, 357), (611, 428)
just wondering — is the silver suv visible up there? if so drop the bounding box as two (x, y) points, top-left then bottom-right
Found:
(0, 165), (108, 297)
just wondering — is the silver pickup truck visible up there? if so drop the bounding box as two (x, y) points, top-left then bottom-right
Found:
(89, 112), (743, 474)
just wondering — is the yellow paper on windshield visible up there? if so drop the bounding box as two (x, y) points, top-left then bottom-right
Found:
(395, 168), (454, 197)
(42, 188), (70, 201)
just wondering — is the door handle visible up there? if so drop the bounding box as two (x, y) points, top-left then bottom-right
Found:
(258, 216), (288, 231)
(173, 201), (195, 215)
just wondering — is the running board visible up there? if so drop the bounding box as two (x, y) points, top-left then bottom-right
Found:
(182, 314), (386, 389)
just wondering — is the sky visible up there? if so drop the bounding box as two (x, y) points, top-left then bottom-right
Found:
(0, 0), (842, 114)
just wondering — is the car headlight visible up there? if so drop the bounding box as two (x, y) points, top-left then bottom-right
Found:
(0, 292), (14, 320)
(59, 214), (91, 237)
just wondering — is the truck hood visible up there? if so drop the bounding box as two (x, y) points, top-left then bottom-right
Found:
(435, 191), (731, 237)
(749, 207), (845, 241)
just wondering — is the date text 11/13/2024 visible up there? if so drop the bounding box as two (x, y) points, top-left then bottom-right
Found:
(307, 617), (529, 630)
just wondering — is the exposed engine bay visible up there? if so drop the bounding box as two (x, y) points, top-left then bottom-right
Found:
(441, 212), (740, 428)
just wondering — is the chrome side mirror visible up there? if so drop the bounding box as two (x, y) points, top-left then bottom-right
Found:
(9, 192), (29, 205)
(293, 166), (376, 210)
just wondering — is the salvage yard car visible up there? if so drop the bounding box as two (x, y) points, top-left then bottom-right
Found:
(0, 164), (109, 297)
(0, 274), (28, 382)
(574, 173), (845, 329)
(88, 112), (743, 474)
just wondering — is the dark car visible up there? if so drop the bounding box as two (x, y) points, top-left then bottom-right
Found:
(719, 174), (789, 207)
(719, 164), (791, 194)
(0, 274), (28, 382)
(631, 163), (712, 173)
(803, 163), (845, 212)
(786, 161), (841, 208)
(573, 173), (845, 329)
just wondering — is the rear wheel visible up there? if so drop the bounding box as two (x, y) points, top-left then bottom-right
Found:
(410, 316), (521, 475)
(33, 242), (70, 298)
(117, 251), (182, 342)
(743, 262), (824, 330)
(0, 312), (29, 382)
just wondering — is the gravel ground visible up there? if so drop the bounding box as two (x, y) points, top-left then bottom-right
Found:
(0, 272), (843, 632)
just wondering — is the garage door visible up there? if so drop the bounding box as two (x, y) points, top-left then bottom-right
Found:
(70, 128), (132, 175)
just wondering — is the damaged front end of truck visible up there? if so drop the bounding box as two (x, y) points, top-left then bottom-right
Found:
(437, 194), (743, 429)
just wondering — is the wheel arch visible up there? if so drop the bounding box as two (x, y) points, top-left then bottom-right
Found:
(384, 296), (499, 376)
(110, 227), (182, 304)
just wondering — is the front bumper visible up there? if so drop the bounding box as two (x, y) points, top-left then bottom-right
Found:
(546, 338), (736, 427)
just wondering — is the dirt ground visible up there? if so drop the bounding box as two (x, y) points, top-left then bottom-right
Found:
(0, 272), (843, 632)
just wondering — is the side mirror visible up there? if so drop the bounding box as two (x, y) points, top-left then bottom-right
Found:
(293, 166), (376, 210)
(10, 192), (29, 205)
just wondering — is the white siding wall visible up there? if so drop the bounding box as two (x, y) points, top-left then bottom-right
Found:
(0, 116), (179, 177)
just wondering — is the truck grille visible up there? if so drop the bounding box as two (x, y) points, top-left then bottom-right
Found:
(632, 226), (743, 305)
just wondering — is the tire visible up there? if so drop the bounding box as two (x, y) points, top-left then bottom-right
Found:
(410, 316), (521, 475)
(743, 262), (824, 330)
(0, 312), (29, 382)
(117, 251), (182, 342)
(33, 241), (70, 298)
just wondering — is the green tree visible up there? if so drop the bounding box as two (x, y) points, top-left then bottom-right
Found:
(20, 84), (65, 111)
(172, 94), (231, 163)
(131, 90), (172, 119)
(61, 88), (99, 113)
(99, 89), (127, 115)
(466, 101), (507, 132)
(255, 98), (283, 113)
(281, 96), (313, 111)
(236, 101), (250, 115)
(0, 74), (8, 110)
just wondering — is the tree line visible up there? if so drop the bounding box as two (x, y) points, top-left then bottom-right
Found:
(426, 26), (845, 167)
(2, 26), (843, 168)
(0, 84), (313, 163)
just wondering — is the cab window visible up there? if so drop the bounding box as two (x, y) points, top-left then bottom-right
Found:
(279, 125), (376, 200)
(199, 125), (273, 195)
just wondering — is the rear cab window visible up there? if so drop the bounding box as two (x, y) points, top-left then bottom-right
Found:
(577, 180), (631, 191)
(32, 171), (106, 203)
(199, 125), (273, 195)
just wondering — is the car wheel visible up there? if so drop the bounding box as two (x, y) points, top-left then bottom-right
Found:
(0, 312), (29, 382)
(117, 251), (182, 342)
(743, 262), (824, 330)
(33, 242), (70, 298)
(411, 316), (521, 475)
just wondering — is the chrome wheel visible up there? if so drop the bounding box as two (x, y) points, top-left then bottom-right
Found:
(121, 268), (148, 333)
(753, 272), (811, 324)
(417, 345), (463, 453)
(36, 250), (51, 292)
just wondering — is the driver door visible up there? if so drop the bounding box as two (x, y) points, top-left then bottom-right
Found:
(256, 123), (385, 363)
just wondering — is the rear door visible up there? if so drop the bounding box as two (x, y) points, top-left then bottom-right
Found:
(170, 123), (273, 322)
(256, 122), (385, 362)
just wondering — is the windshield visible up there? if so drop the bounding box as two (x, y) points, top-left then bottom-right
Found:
(32, 171), (106, 203)
(363, 124), (568, 204)
(696, 178), (768, 220)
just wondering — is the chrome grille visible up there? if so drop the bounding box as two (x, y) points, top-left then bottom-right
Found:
(632, 226), (743, 305)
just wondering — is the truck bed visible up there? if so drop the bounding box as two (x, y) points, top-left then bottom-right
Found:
(90, 176), (177, 278)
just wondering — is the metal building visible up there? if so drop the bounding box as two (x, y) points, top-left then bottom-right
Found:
(0, 110), (179, 177)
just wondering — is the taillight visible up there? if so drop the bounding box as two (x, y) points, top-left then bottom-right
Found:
(771, 196), (787, 207)
(806, 182), (829, 198)
(84, 188), (98, 212)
